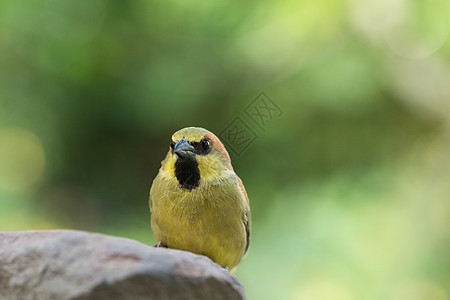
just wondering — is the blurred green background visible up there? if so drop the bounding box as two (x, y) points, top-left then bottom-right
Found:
(1, 1), (450, 299)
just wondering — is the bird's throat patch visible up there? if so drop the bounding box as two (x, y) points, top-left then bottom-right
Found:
(174, 157), (200, 191)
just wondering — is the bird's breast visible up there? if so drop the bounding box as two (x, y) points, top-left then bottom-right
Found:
(150, 172), (247, 268)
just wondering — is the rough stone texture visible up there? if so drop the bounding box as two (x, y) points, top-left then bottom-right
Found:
(0, 230), (245, 300)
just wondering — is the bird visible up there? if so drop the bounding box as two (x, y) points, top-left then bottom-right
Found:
(149, 126), (251, 273)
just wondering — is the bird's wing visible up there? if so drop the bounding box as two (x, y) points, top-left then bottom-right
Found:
(236, 174), (251, 254)
(236, 175), (249, 206)
(243, 210), (250, 254)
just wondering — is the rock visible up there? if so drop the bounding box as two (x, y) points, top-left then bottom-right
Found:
(0, 230), (245, 300)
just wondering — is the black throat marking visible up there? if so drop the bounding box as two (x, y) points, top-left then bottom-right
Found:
(174, 157), (200, 191)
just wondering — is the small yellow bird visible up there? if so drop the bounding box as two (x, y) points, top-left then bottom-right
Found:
(149, 127), (251, 272)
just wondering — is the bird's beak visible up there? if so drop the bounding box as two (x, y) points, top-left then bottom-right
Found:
(174, 138), (195, 158)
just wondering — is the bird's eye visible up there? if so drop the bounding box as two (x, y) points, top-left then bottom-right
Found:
(201, 139), (210, 151)
(170, 141), (175, 149)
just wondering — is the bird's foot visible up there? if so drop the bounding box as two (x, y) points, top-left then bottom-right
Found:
(154, 241), (168, 248)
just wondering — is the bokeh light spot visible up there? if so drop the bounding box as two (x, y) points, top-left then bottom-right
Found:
(383, 0), (448, 59)
(0, 127), (46, 192)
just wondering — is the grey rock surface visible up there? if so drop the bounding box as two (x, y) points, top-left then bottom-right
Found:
(0, 230), (245, 300)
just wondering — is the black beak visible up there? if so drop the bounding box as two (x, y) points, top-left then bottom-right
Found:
(174, 138), (195, 158)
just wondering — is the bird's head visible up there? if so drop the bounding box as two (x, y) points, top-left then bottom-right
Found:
(160, 127), (232, 190)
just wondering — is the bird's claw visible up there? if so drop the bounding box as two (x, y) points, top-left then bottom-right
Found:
(154, 241), (168, 248)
